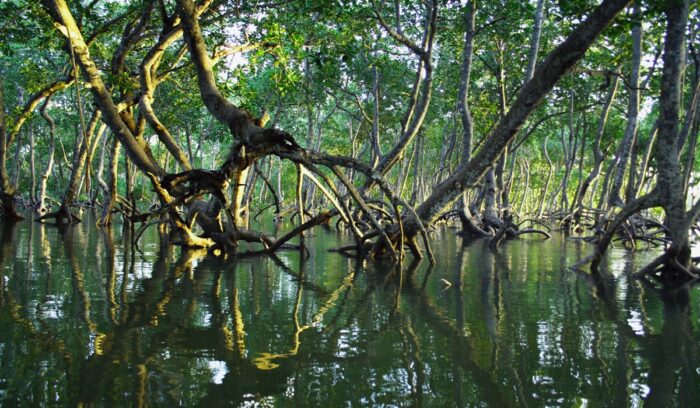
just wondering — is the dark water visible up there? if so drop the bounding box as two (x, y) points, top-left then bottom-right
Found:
(1, 212), (699, 407)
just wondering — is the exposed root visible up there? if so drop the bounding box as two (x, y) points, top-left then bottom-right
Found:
(235, 211), (335, 256)
(36, 202), (80, 224)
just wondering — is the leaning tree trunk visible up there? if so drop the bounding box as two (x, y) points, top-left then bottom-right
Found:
(631, 122), (658, 200)
(43, 0), (164, 178)
(0, 70), (72, 220)
(404, 0), (631, 237)
(525, 0), (547, 80)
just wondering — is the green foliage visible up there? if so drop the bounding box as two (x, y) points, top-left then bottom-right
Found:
(0, 0), (696, 216)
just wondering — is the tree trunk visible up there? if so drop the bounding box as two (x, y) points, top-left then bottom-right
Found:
(66, 112), (101, 206)
(370, 65), (382, 168)
(653, 0), (692, 276)
(631, 123), (658, 200)
(455, 0), (488, 236)
(573, 72), (620, 216)
(37, 97), (56, 216)
(525, 0), (547, 81)
(94, 128), (108, 203)
(10, 124), (23, 189)
(560, 97), (578, 213)
(44, 0), (164, 177)
(608, 4), (642, 208)
(29, 124), (36, 205)
(98, 135), (120, 226)
(372, 0), (437, 179)
(537, 135), (553, 218)
(0, 83), (22, 220)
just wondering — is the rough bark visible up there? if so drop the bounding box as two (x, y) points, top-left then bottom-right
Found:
(651, 0), (692, 275)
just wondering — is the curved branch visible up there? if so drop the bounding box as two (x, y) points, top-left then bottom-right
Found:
(176, 0), (258, 141)
(43, 0), (164, 176)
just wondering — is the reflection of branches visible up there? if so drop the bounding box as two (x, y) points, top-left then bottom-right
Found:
(398, 314), (425, 406)
(65, 227), (97, 333)
(403, 273), (510, 407)
(252, 265), (357, 370)
(102, 228), (119, 325)
(267, 253), (331, 296)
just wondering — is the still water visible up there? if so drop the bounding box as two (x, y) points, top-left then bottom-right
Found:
(0, 212), (699, 407)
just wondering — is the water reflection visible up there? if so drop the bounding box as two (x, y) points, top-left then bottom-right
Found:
(0, 216), (699, 406)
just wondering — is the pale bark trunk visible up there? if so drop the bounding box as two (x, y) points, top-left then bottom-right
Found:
(65, 111), (101, 207)
(536, 135), (553, 218)
(29, 124), (36, 205)
(633, 122), (658, 200)
(455, 1), (488, 235)
(95, 129), (108, 201)
(138, 22), (193, 171)
(98, 135), (120, 226)
(525, 0), (547, 81)
(608, 4), (642, 208)
(10, 127), (22, 189)
(372, 0), (437, 179)
(370, 65), (382, 168)
(560, 95), (577, 211)
(574, 72), (620, 213)
(517, 159), (530, 215)
(37, 98), (56, 215)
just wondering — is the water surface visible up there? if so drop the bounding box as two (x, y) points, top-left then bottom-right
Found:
(1, 212), (699, 406)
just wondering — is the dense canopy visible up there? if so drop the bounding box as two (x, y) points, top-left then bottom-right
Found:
(0, 0), (699, 283)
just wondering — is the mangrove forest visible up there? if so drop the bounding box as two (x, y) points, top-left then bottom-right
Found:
(0, 0), (699, 405)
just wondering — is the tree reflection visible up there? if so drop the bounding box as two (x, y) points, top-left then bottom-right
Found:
(1, 224), (700, 406)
